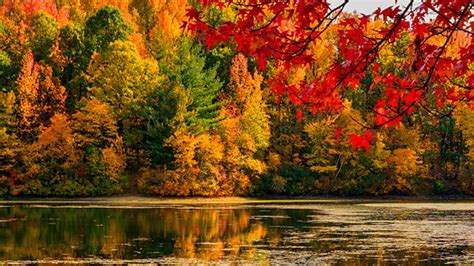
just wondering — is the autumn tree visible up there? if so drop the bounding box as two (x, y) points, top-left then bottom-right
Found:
(303, 101), (371, 194)
(216, 54), (270, 194)
(87, 40), (158, 115)
(27, 11), (59, 61)
(0, 12), (30, 91)
(129, 0), (188, 55)
(19, 114), (77, 195)
(0, 91), (19, 195)
(151, 126), (226, 196)
(186, 0), (473, 149)
(87, 40), (160, 164)
(16, 51), (66, 142)
(84, 5), (132, 55)
(71, 98), (127, 194)
(227, 54), (270, 158)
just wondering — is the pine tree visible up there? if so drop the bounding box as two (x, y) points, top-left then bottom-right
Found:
(165, 38), (223, 133)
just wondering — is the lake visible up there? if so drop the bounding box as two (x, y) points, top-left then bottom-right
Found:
(0, 200), (473, 264)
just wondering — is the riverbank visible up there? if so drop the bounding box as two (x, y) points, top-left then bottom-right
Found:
(1, 195), (473, 206)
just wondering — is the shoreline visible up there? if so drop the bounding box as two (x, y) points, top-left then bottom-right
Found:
(1, 195), (473, 205)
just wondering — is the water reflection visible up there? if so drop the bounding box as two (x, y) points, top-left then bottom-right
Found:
(0, 203), (472, 264)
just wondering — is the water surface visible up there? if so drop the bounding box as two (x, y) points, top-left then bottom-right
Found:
(0, 201), (472, 264)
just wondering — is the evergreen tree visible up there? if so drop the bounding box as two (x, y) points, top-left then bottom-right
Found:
(165, 38), (223, 133)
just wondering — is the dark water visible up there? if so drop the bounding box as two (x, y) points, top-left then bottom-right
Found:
(0, 201), (473, 264)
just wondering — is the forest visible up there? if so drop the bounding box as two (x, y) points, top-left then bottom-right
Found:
(0, 0), (472, 197)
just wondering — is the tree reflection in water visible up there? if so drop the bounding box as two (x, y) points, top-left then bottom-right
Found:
(0, 203), (472, 264)
(0, 206), (269, 262)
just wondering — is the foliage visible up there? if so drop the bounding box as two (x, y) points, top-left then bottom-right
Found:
(0, 0), (471, 197)
(71, 99), (127, 194)
(219, 54), (270, 180)
(87, 40), (158, 116)
(27, 11), (59, 61)
(0, 91), (19, 187)
(11, 110), (126, 196)
(187, 0), (473, 149)
(16, 51), (66, 142)
(84, 5), (132, 55)
(163, 38), (223, 132)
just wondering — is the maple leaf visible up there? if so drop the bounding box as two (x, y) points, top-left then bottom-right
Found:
(185, 7), (201, 19)
(348, 130), (373, 152)
(278, 19), (296, 34)
(334, 127), (342, 143)
(217, 1), (225, 9)
(402, 89), (420, 104)
(186, 0), (474, 150)
(296, 110), (303, 123)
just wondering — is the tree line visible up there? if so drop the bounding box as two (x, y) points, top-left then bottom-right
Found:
(0, 0), (472, 196)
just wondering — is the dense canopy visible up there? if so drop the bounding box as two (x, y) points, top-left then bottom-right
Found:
(0, 0), (472, 197)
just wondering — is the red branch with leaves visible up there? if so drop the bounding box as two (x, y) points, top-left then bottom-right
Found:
(185, 0), (473, 150)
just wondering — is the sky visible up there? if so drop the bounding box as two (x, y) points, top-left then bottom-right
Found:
(329, 0), (419, 15)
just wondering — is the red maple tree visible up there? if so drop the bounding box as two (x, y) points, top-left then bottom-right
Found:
(2, 0), (69, 25)
(185, 0), (473, 150)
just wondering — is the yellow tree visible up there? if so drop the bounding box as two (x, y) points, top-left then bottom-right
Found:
(218, 54), (271, 193)
(71, 98), (127, 194)
(13, 114), (77, 195)
(229, 54), (270, 153)
(0, 91), (19, 195)
(87, 40), (160, 163)
(87, 40), (159, 115)
(129, 0), (186, 39)
(163, 128), (225, 196)
(16, 50), (40, 142)
(17, 51), (66, 142)
(304, 101), (369, 194)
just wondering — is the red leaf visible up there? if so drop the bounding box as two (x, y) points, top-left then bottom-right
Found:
(348, 130), (373, 152)
(186, 7), (201, 19)
(296, 110), (303, 123)
(334, 127), (342, 143)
